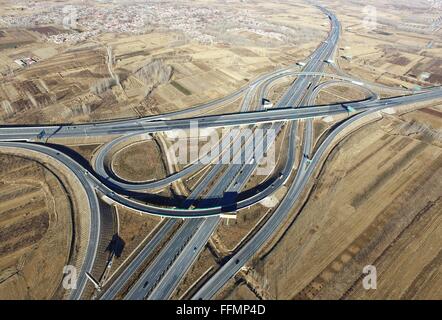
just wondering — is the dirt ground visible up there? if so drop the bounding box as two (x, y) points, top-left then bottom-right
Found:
(223, 282), (259, 300)
(112, 140), (167, 182)
(214, 277), (259, 300)
(214, 205), (271, 254)
(316, 84), (369, 105)
(0, 0), (328, 124)
(222, 107), (441, 300)
(68, 144), (102, 163)
(0, 155), (72, 299)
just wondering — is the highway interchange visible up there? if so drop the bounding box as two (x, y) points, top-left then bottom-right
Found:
(1, 3), (441, 300)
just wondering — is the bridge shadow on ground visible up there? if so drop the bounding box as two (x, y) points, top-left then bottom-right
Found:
(40, 143), (282, 212)
(106, 234), (125, 258)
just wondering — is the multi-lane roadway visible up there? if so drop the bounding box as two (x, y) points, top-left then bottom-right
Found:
(0, 3), (440, 301)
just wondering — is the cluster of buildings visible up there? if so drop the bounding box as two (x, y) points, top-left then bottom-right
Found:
(0, 2), (297, 45)
(47, 31), (98, 44)
(14, 57), (37, 68)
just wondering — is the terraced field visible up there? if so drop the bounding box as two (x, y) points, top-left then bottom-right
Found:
(0, 155), (72, 299)
(238, 108), (442, 300)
